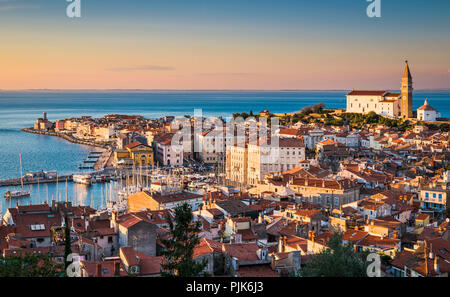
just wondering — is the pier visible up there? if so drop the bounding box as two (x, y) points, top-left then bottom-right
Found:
(0, 175), (73, 187)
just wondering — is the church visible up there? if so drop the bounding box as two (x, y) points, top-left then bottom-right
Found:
(346, 61), (414, 119)
(417, 98), (440, 122)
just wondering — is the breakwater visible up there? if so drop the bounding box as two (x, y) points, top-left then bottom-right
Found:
(0, 175), (73, 187)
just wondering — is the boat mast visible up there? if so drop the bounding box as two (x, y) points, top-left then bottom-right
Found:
(65, 178), (69, 203)
(56, 172), (59, 202)
(19, 153), (24, 191)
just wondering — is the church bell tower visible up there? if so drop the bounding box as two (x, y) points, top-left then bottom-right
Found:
(401, 60), (413, 119)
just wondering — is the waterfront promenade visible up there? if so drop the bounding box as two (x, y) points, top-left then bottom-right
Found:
(22, 128), (111, 149)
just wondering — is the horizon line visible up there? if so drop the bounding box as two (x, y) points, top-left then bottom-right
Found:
(1, 88), (450, 92)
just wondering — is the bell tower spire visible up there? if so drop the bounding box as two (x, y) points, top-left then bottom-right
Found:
(401, 60), (413, 119)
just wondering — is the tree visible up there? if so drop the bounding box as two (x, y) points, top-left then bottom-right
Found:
(312, 103), (325, 114)
(159, 203), (208, 277)
(64, 216), (72, 270)
(301, 232), (369, 277)
(0, 253), (64, 277)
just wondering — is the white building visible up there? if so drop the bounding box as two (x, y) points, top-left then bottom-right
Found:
(417, 99), (440, 122)
(226, 144), (248, 186)
(247, 138), (306, 186)
(346, 90), (401, 118)
(196, 128), (226, 164)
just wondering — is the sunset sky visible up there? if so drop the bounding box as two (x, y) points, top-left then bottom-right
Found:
(0, 0), (449, 90)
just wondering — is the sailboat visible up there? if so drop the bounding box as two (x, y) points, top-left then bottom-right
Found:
(5, 154), (31, 200)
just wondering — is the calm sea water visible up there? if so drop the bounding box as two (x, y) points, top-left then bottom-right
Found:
(0, 90), (449, 212)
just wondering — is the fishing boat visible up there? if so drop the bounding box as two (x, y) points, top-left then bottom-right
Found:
(73, 174), (92, 185)
(5, 154), (31, 200)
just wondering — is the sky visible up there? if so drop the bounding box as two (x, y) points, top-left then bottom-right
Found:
(0, 0), (449, 90)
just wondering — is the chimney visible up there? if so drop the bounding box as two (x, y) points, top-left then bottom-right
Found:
(434, 257), (439, 274)
(311, 231), (315, 243)
(429, 244), (434, 260)
(111, 211), (118, 232)
(114, 261), (121, 277)
(258, 212), (262, 224)
(96, 263), (102, 277)
(283, 236), (287, 252)
(393, 230), (398, 239)
(278, 236), (283, 253)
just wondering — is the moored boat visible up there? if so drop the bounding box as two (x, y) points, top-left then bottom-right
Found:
(73, 174), (92, 185)
(5, 154), (30, 200)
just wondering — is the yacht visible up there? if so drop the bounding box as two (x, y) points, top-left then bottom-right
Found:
(5, 154), (31, 200)
(73, 174), (92, 185)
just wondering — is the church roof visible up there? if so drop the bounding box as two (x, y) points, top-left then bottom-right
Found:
(347, 90), (387, 96)
(403, 61), (412, 80)
(385, 92), (401, 97)
(418, 99), (437, 112)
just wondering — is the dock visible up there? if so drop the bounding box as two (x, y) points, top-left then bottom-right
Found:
(0, 175), (73, 187)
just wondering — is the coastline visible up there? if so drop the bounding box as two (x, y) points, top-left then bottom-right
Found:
(21, 128), (110, 150)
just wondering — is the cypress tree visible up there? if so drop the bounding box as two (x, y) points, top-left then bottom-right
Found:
(64, 216), (72, 271)
(159, 203), (208, 277)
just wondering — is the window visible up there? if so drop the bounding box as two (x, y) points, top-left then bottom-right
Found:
(425, 192), (429, 199)
(108, 236), (113, 243)
(438, 194), (442, 202)
(433, 193), (436, 199)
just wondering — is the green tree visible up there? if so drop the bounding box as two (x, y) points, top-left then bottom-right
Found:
(312, 103), (325, 114)
(159, 203), (208, 277)
(301, 232), (369, 277)
(64, 216), (72, 270)
(0, 253), (64, 277)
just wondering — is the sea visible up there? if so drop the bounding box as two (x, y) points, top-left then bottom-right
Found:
(0, 90), (449, 213)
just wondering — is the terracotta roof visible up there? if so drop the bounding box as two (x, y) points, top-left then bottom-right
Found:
(125, 141), (149, 149)
(342, 229), (368, 243)
(279, 128), (301, 136)
(347, 90), (387, 96)
(193, 238), (221, 258)
(224, 243), (260, 262)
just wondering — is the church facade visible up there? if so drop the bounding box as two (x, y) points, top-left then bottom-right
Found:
(346, 61), (413, 119)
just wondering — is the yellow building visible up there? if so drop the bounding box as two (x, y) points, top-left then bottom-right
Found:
(114, 149), (132, 168)
(125, 141), (154, 167)
(114, 141), (154, 168)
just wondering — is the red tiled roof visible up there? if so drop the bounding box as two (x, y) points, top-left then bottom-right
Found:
(347, 90), (387, 96)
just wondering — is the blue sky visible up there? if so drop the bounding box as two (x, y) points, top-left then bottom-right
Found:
(0, 0), (449, 89)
